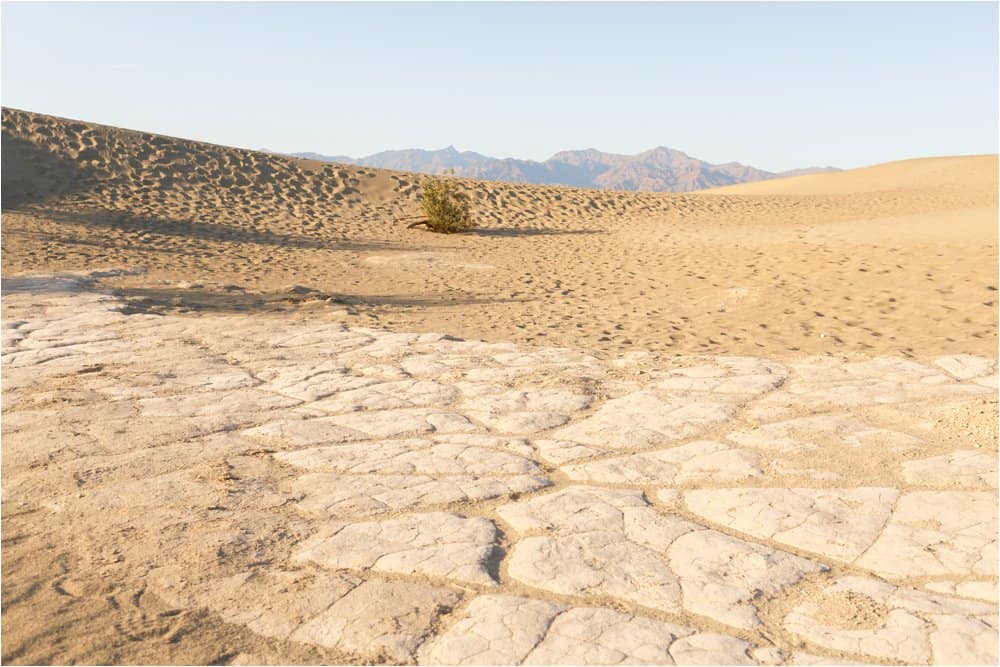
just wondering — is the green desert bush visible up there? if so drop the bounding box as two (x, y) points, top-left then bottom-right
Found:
(415, 174), (476, 233)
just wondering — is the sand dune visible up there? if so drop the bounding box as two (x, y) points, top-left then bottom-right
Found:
(704, 154), (998, 195)
(2, 106), (997, 359)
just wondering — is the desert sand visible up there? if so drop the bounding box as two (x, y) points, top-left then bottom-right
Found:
(2, 107), (998, 665)
(2, 108), (997, 360)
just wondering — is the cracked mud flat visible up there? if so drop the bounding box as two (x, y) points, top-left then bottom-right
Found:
(2, 271), (998, 665)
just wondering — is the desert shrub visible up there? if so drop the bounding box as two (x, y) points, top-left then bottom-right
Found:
(417, 174), (476, 233)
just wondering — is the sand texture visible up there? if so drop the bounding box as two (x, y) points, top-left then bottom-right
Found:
(2, 107), (997, 359)
(1, 108), (997, 665)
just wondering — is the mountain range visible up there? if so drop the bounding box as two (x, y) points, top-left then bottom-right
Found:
(268, 146), (839, 193)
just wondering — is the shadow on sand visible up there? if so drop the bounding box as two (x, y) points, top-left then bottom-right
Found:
(110, 285), (533, 316)
(468, 227), (602, 238)
(1, 134), (100, 209)
(17, 208), (411, 253)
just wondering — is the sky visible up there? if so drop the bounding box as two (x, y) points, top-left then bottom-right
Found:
(2, 2), (997, 172)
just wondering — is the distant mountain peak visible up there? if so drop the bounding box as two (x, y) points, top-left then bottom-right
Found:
(277, 145), (838, 193)
(648, 145), (686, 154)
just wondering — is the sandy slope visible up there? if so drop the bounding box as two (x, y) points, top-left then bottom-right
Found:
(2, 107), (997, 360)
(703, 155), (998, 195)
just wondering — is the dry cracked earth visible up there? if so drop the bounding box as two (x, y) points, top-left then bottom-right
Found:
(2, 270), (998, 665)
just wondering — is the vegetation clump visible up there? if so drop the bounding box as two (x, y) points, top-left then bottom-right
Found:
(407, 172), (476, 233)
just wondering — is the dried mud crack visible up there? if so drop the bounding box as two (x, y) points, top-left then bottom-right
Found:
(2, 271), (996, 665)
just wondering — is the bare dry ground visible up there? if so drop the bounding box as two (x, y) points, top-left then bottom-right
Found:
(1, 108), (997, 665)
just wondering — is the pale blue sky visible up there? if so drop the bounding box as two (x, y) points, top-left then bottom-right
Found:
(2, 2), (997, 171)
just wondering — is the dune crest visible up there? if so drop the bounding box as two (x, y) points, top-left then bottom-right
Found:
(702, 154), (998, 196)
